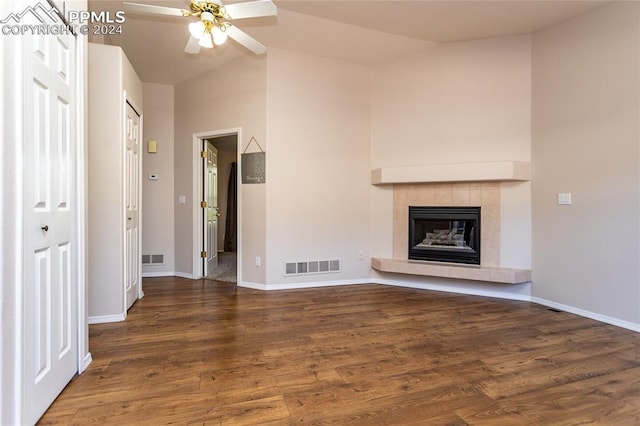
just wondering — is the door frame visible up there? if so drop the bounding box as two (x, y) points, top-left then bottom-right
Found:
(191, 128), (242, 280)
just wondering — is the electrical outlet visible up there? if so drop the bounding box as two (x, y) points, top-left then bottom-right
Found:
(255, 256), (261, 267)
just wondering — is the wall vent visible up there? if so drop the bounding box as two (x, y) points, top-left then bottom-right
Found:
(142, 254), (164, 265)
(284, 259), (340, 276)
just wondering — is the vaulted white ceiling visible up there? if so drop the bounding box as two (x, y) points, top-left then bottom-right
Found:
(88, 0), (607, 85)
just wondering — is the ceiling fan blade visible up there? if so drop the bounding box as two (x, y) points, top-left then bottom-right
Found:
(184, 36), (201, 54)
(224, 0), (277, 20)
(225, 25), (267, 55)
(123, 2), (185, 17)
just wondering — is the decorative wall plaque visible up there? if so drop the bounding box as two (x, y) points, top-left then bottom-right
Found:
(241, 137), (265, 184)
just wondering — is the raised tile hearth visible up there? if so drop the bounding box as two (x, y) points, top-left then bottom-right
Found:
(371, 257), (531, 285)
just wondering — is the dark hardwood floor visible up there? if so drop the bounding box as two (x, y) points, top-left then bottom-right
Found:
(40, 278), (640, 425)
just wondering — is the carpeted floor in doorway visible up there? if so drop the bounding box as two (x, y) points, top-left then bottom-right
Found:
(206, 252), (237, 283)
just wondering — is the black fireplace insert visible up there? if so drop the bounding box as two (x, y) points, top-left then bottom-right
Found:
(408, 206), (481, 265)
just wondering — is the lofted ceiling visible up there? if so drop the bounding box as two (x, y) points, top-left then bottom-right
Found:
(88, 0), (607, 85)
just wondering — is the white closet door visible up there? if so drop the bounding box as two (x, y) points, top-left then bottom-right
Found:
(125, 103), (141, 310)
(22, 11), (78, 425)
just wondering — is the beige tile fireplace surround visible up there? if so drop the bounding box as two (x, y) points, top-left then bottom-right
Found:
(393, 182), (501, 265)
(371, 162), (532, 284)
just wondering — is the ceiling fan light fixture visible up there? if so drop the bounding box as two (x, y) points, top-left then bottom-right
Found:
(212, 25), (228, 45)
(200, 11), (214, 23)
(188, 21), (204, 39)
(198, 31), (214, 48)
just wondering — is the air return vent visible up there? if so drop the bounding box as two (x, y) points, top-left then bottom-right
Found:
(284, 259), (340, 276)
(142, 254), (164, 265)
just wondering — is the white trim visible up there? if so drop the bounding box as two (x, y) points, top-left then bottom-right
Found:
(88, 313), (127, 325)
(122, 91), (144, 312)
(238, 279), (370, 291)
(192, 128), (242, 281)
(80, 353), (93, 373)
(142, 271), (179, 278)
(237, 281), (265, 290)
(531, 297), (640, 333)
(14, 13), (25, 425)
(174, 271), (196, 279)
(237, 278), (527, 297)
(1, 6), (25, 422)
(372, 278), (532, 302)
(137, 113), (144, 302)
(121, 89), (127, 315)
(75, 20), (91, 375)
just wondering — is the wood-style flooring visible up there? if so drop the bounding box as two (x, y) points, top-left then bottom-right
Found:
(40, 278), (640, 425)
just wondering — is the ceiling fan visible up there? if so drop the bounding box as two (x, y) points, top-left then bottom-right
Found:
(123, 0), (277, 55)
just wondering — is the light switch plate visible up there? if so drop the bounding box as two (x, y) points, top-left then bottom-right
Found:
(178, 195), (186, 204)
(558, 193), (572, 205)
(148, 173), (158, 181)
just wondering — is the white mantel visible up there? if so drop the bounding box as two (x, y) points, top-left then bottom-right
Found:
(371, 161), (531, 185)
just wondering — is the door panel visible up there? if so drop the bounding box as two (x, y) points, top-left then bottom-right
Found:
(23, 21), (78, 425)
(125, 104), (141, 310)
(205, 142), (218, 275)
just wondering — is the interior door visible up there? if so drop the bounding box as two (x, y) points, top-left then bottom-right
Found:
(125, 103), (141, 310)
(22, 18), (78, 425)
(204, 141), (219, 275)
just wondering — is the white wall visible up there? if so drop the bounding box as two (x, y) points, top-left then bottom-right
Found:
(532, 2), (640, 326)
(88, 43), (143, 318)
(264, 49), (372, 286)
(371, 35), (532, 169)
(142, 83), (175, 275)
(174, 55), (267, 283)
(370, 35), (533, 277)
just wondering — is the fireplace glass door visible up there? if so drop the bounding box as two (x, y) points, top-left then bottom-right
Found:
(408, 206), (481, 265)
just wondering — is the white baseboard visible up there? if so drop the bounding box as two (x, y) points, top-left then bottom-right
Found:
(237, 280), (265, 290)
(372, 277), (532, 302)
(141, 271), (197, 280)
(80, 352), (92, 373)
(88, 312), (126, 324)
(531, 297), (640, 333)
(142, 271), (177, 278)
(174, 271), (195, 279)
(238, 279), (369, 291)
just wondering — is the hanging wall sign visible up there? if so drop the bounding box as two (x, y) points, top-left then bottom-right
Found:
(241, 137), (265, 184)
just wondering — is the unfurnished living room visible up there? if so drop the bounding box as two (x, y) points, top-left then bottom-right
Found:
(2, 0), (640, 424)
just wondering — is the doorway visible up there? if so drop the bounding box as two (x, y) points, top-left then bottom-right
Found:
(192, 129), (241, 282)
(204, 135), (238, 282)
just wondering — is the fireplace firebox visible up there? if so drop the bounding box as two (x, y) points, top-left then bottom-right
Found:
(408, 206), (481, 265)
